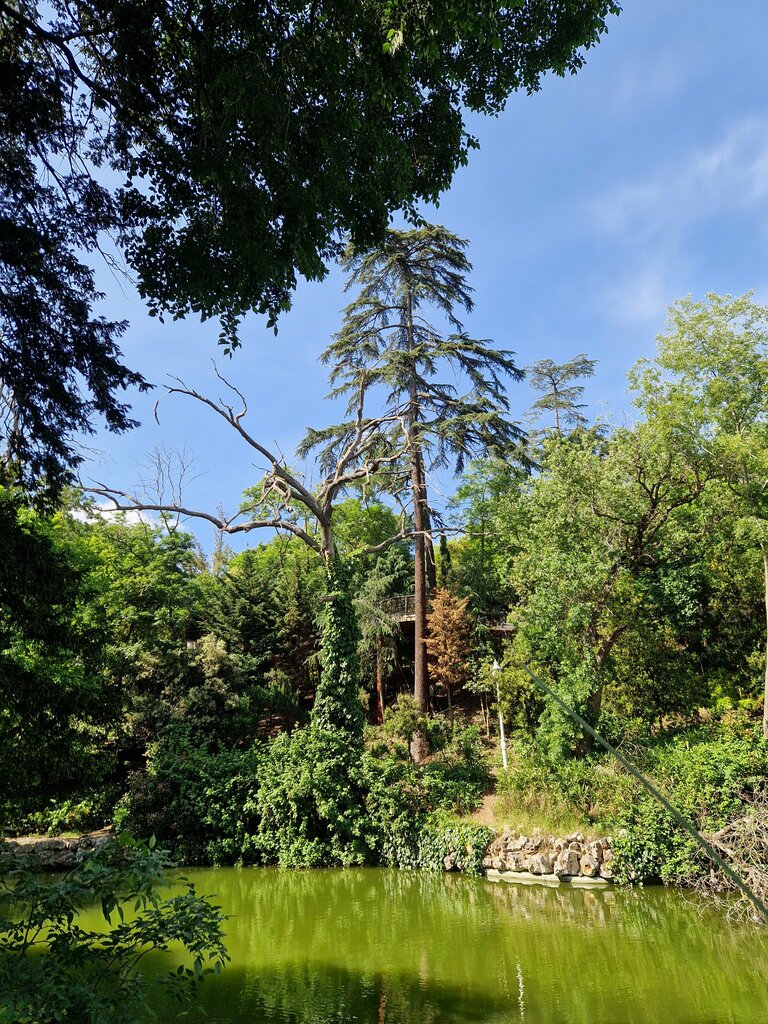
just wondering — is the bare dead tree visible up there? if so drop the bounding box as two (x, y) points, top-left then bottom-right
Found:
(135, 443), (201, 535)
(85, 367), (418, 566)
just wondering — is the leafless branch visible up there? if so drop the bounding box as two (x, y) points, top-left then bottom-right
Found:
(85, 483), (322, 553)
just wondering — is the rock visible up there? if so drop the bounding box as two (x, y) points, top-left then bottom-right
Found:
(504, 852), (529, 873)
(443, 852), (458, 872)
(586, 841), (604, 864)
(554, 849), (581, 877)
(599, 850), (614, 879)
(4, 829), (115, 870)
(527, 852), (554, 875)
(485, 830), (618, 883)
(580, 853), (600, 877)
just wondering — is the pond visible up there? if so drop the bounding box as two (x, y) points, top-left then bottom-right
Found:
(146, 867), (767, 1024)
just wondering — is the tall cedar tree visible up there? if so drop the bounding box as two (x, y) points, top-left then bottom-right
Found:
(526, 354), (597, 435)
(1, 1), (619, 492)
(425, 588), (474, 725)
(303, 226), (524, 741)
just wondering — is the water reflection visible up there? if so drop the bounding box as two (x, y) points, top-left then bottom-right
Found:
(145, 868), (768, 1024)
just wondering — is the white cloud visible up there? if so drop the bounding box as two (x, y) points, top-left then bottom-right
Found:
(70, 503), (160, 528)
(600, 263), (673, 327)
(592, 114), (768, 243)
(588, 114), (768, 328)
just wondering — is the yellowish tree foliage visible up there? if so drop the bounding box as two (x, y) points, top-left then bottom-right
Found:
(425, 588), (474, 722)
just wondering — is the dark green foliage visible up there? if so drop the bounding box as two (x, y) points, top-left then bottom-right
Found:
(0, 22), (146, 493)
(3, 0), (620, 337)
(118, 736), (263, 866)
(414, 813), (493, 875)
(0, 489), (117, 821)
(203, 538), (325, 729)
(12, 789), (120, 838)
(420, 727), (491, 816)
(314, 559), (363, 737)
(0, 837), (228, 1024)
(1, 2), (618, 487)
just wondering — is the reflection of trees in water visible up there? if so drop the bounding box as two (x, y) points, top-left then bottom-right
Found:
(163, 868), (768, 1024)
(225, 964), (507, 1024)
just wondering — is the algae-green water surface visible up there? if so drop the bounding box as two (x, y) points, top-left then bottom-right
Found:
(147, 867), (767, 1024)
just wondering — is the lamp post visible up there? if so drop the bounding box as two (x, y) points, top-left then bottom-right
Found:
(492, 659), (508, 770)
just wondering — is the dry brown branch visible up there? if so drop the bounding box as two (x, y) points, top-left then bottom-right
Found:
(689, 785), (768, 924)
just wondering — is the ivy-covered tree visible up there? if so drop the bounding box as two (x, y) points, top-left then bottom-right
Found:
(89, 372), (416, 736)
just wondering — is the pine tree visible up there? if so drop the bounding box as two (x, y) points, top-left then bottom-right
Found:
(526, 354), (597, 435)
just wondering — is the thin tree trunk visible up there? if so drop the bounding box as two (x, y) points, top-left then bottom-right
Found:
(411, 450), (429, 716)
(375, 635), (385, 725)
(763, 550), (768, 740)
(422, 477), (437, 593)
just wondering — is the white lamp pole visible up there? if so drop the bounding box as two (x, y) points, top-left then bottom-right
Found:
(493, 659), (508, 770)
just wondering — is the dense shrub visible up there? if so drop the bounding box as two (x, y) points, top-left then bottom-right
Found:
(420, 726), (490, 815)
(609, 734), (768, 884)
(255, 726), (375, 867)
(117, 735), (263, 865)
(250, 729), (493, 873)
(10, 787), (119, 837)
(415, 812), (493, 874)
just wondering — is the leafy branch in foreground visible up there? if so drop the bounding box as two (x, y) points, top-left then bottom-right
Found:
(0, 836), (229, 1024)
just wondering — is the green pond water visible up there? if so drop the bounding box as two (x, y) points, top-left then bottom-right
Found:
(142, 867), (767, 1024)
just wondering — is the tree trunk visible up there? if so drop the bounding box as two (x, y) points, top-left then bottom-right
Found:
(763, 551), (768, 740)
(375, 635), (385, 725)
(411, 449), (429, 716)
(421, 474), (437, 593)
(406, 280), (429, 762)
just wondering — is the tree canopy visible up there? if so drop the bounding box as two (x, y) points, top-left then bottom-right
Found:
(1, 0), (619, 491)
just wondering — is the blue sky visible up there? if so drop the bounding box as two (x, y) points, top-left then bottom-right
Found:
(85, 0), (768, 549)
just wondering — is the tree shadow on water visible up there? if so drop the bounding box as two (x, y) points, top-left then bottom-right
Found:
(179, 962), (516, 1024)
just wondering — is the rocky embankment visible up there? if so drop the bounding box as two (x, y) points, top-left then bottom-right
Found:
(3, 828), (114, 869)
(483, 828), (614, 883)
